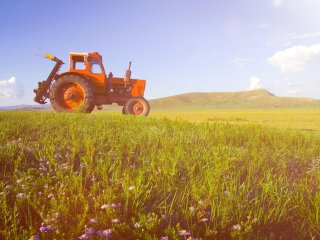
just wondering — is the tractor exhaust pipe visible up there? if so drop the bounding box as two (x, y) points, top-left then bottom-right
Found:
(124, 61), (132, 87)
(124, 61), (132, 81)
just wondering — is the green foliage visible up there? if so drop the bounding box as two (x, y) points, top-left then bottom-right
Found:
(0, 111), (320, 239)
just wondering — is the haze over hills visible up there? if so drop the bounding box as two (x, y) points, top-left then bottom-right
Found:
(1, 89), (320, 111)
(150, 89), (320, 109)
(0, 104), (50, 111)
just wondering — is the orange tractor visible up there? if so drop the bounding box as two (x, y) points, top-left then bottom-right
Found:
(33, 52), (150, 116)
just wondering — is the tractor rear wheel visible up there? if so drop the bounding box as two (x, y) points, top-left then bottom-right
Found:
(123, 97), (150, 116)
(50, 74), (95, 113)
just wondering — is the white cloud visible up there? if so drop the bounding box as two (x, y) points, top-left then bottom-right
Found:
(248, 76), (263, 90)
(231, 57), (252, 68)
(287, 89), (301, 95)
(0, 77), (24, 99)
(287, 82), (294, 87)
(281, 42), (293, 47)
(268, 43), (320, 73)
(292, 30), (320, 40)
(273, 0), (284, 7)
(286, 82), (302, 96)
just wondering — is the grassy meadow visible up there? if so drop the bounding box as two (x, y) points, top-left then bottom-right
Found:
(150, 109), (320, 132)
(1, 110), (320, 239)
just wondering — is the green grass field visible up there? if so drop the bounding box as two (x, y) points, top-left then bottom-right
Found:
(1, 110), (320, 239)
(150, 109), (320, 132)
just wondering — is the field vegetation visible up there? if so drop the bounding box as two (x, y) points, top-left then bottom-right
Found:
(1, 111), (320, 239)
(150, 109), (320, 132)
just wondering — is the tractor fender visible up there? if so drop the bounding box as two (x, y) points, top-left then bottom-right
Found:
(55, 72), (103, 93)
(56, 72), (90, 82)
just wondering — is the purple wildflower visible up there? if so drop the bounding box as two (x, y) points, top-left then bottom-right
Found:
(89, 218), (97, 224)
(16, 193), (26, 198)
(47, 225), (56, 231)
(28, 235), (40, 240)
(103, 229), (112, 236)
(16, 178), (23, 183)
(39, 166), (48, 171)
(85, 228), (96, 235)
(39, 225), (56, 233)
(134, 222), (141, 228)
(79, 233), (88, 240)
(179, 230), (190, 236)
(112, 218), (120, 224)
(53, 212), (60, 218)
(101, 204), (109, 209)
(232, 224), (241, 231)
(161, 237), (169, 240)
(60, 163), (68, 171)
(97, 229), (112, 238)
(110, 203), (118, 209)
(200, 218), (209, 223)
(39, 226), (48, 233)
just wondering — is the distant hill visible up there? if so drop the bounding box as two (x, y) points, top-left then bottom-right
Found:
(0, 104), (50, 111)
(150, 89), (320, 109)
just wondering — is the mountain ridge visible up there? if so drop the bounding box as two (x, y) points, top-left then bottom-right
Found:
(149, 89), (320, 109)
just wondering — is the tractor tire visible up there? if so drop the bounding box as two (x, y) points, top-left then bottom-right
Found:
(122, 106), (127, 115)
(49, 74), (95, 113)
(123, 97), (150, 116)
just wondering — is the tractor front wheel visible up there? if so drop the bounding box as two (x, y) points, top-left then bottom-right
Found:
(50, 74), (95, 113)
(123, 97), (150, 116)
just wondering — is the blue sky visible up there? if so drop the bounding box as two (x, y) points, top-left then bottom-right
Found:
(1, 0), (320, 106)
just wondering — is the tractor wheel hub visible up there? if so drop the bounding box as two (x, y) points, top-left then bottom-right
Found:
(62, 84), (85, 109)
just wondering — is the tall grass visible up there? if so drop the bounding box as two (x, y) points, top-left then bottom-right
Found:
(0, 111), (320, 239)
